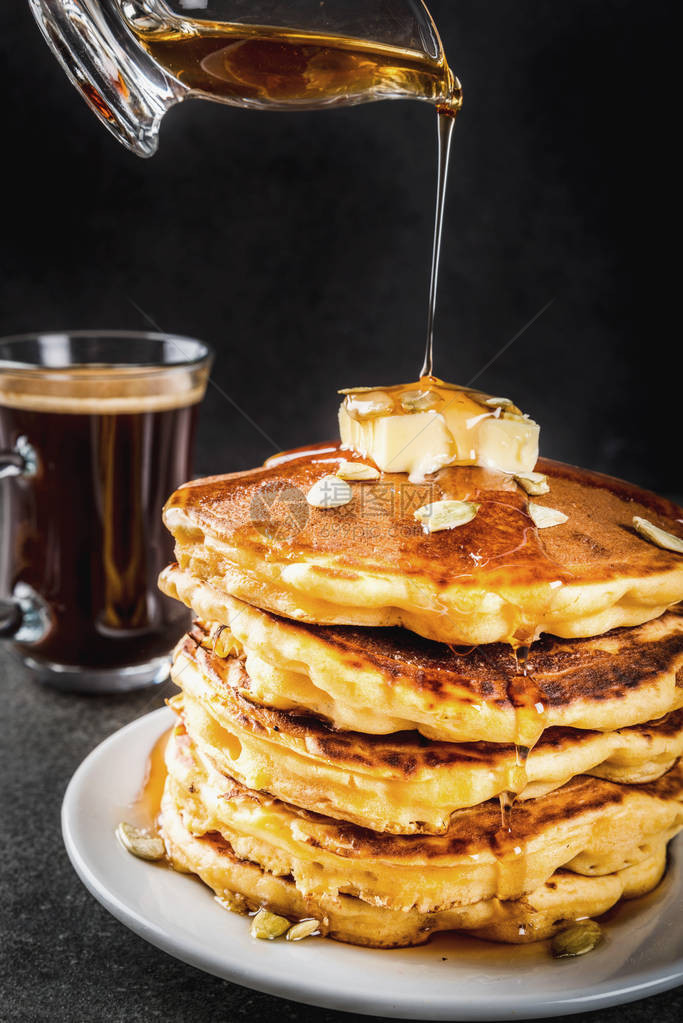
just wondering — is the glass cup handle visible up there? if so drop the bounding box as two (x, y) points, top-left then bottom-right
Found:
(0, 437), (48, 641)
(0, 600), (23, 637)
(0, 435), (38, 479)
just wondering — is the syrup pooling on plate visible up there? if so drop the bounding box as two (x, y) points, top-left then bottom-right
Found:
(127, 726), (172, 832)
(117, 725), (172, 864)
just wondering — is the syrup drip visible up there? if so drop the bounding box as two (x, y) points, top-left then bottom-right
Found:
(498, 790), (515, 834)
(128, 726), (171, 832)
(498, 641), (547, 832)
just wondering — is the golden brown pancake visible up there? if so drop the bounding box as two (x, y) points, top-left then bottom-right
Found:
(163, 446), (683, 646)
(162, 566), (683, 744)
(169, 631), (683, 833)
(162, 791), (667, 947)
(162, 721), (683, 914)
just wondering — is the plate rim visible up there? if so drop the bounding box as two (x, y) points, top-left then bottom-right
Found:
(62, 706), (683, 1021)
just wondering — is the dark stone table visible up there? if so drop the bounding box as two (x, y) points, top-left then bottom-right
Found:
(2, 647), (681, 1023)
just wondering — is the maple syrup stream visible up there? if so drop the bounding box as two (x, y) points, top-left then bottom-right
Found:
(421, 109), (457, 379)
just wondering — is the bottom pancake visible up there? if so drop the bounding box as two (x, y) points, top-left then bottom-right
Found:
(161, 791), (667, 948)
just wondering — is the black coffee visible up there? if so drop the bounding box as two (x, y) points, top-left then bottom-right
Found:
(0, 402), (196, 669)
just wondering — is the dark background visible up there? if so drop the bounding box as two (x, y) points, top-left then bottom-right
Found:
(2, 1), (680, 494)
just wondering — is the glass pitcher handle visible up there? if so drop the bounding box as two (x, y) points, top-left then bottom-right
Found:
(29, 0), (188, 157)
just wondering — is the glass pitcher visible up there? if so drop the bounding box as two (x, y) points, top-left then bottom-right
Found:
(29, 1), (459, 157)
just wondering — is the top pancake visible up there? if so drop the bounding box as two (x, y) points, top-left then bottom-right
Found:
(163, 443), (683, 645)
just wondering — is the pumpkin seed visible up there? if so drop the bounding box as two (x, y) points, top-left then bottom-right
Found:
(336, 460), (380, 481)
(338, 385), (379, 394)
(344, 391), (394, 418)
(550, 920), (603, 958)
(485, 396), (513, 409)
(306, 475), (353, 509)
(116, 821), (165, 861)
(414, 500), (480, 533)
(250, 909), (291, 940)
(633, 516), (683, 554)
(400, 389), (441, 412)
(528, 503), (568, 529)
(515, 471), (550, 496)
(211, 625), (242, 659)
(286, 919), (321, 942)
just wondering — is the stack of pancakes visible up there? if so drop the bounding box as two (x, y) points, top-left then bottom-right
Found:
(158, 445), (683, 947)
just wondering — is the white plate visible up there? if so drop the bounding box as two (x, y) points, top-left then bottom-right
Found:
(62, 707), (683, 1020)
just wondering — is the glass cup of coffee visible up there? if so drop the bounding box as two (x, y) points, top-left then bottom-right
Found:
(0, 331), (212, 692)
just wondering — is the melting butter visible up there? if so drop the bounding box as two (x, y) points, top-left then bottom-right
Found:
(338, 378), (539, 480)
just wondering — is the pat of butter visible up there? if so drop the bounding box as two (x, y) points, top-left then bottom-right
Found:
(338, 381), (539, 479)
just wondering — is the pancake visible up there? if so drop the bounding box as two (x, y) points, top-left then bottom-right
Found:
(169, 632), (683, 833)
(162, 446), (683, 646)
(161, 565), (683, 743)
(162, 721), (683, 913)
(162, 793), (667, 947)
